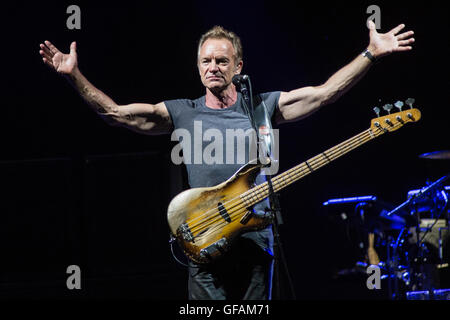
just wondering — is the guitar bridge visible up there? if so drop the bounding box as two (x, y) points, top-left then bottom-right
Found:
(177, 223), (194, 242)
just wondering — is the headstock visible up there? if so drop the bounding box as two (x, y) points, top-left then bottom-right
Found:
(370, 98), (421, 134)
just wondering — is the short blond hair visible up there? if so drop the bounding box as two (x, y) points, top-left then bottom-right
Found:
(197, 26), (243, 65)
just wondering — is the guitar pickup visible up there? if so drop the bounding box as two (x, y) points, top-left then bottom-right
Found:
(240, 211), (253, 224)
(218, 202), (231, 223)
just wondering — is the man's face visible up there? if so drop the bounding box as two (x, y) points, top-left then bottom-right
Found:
(198, 38), (243, 92)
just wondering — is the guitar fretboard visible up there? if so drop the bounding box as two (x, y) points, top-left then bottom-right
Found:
(240, 127), (381, 206)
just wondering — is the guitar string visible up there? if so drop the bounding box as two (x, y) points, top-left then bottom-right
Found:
(195, 128), (379, 238)
(187, 127), (378, 235)
(185, 127), (374, 231)
(188, 128), (376, 236)
(195, 126), (390, 240)
(187, 128), (376, 235)
(185, 128), (372, 234)
(199, 117), (410, 240)
(188, 114), (409, 236)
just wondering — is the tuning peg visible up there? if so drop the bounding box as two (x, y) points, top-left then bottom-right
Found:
(394, 101), (404, 111)
(383, 104), (393, 114)
(405, 98), (415, 109)
(373, 107), (381, 117)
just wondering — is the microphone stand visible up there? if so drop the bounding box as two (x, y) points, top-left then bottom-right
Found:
(238, 76), (296, 300)
(239, 81), (257, 136)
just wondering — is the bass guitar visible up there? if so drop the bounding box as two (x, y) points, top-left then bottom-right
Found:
(167, 102), (421, 263)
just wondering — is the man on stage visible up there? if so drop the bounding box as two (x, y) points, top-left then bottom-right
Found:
(39, 21), (414, 299)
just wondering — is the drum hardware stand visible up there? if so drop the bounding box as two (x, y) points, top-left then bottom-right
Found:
(386, 173), (450, 298)
(385, 174), (449, 220)
(413, 186), (449, 291)
(388, 227), (411, 299)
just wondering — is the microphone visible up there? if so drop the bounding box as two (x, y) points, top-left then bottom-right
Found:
(232, 74), (249, 87)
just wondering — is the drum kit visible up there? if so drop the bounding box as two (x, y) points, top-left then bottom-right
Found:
(325, 150), (450, 300)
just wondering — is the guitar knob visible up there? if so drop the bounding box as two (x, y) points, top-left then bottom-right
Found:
(373, 107), (381, 117)
(394, 101), (404, 111)
(405, 98), (415, 109)
(383, 104), (393, 114)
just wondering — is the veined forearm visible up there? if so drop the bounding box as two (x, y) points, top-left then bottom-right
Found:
(321, 53), (372, 105)
(63, 68), (170, 134)
(65, 68), (121, 124)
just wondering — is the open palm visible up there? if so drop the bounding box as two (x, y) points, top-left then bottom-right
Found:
(39, 41), (78, 74)
(367, 21), (415, 58)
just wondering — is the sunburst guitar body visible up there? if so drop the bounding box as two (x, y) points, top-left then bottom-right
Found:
(167, 161), (272, 264)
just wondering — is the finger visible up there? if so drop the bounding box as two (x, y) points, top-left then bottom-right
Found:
(44, 40), (60, 54)
(397, 30), (414, 41)
(394, 46), (412, 52)
(398, 38), (415, 46)
(40, 43), (53, 57)
(70, 41), (77, 55)
(389, 23), (406, 35)
(39, 45), (53, 61)
(39, 49), (53, 62)
(367, 20), (376, 31)
(42, 57), (55, 68)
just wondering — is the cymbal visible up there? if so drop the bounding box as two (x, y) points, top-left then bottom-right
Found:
(419, 150), (450, 160)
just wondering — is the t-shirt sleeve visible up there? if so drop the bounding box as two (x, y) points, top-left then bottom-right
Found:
(260, 91), (281, 118)
(163, 99), (193, 129)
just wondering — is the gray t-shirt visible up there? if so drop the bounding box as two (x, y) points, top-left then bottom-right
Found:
(164, 91), (281, 253)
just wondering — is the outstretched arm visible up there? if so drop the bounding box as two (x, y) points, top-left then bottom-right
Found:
(39, 41), (172, 135)
(276, 21), (415, 123)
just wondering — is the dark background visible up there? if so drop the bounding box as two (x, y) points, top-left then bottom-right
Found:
(1, 1), (449, 300)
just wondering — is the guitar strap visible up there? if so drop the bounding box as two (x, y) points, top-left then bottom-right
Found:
(248, 94), (276, 168)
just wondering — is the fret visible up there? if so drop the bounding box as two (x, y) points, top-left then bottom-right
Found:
(305, 161), (313, 172)
(322, 152), (331, 163)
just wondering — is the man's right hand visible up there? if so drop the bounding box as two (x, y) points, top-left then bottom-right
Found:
(39, 41), (78, 75)
(38, 40), (171, 135)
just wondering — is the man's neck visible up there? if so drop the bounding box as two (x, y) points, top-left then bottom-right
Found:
(205, 86), (237, 109)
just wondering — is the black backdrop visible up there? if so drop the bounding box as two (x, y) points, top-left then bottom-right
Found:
(1, 1), (449, 300)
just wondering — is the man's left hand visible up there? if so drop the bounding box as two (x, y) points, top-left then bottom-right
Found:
(367, 20), (415, 59)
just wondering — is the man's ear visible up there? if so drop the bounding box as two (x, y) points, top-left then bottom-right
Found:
(235, 60), (243, 74)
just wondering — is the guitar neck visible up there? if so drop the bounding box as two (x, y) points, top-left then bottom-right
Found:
(241, 127), (380, 206)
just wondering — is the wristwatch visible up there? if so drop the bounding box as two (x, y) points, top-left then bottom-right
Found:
(362, 49), (377, 62)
